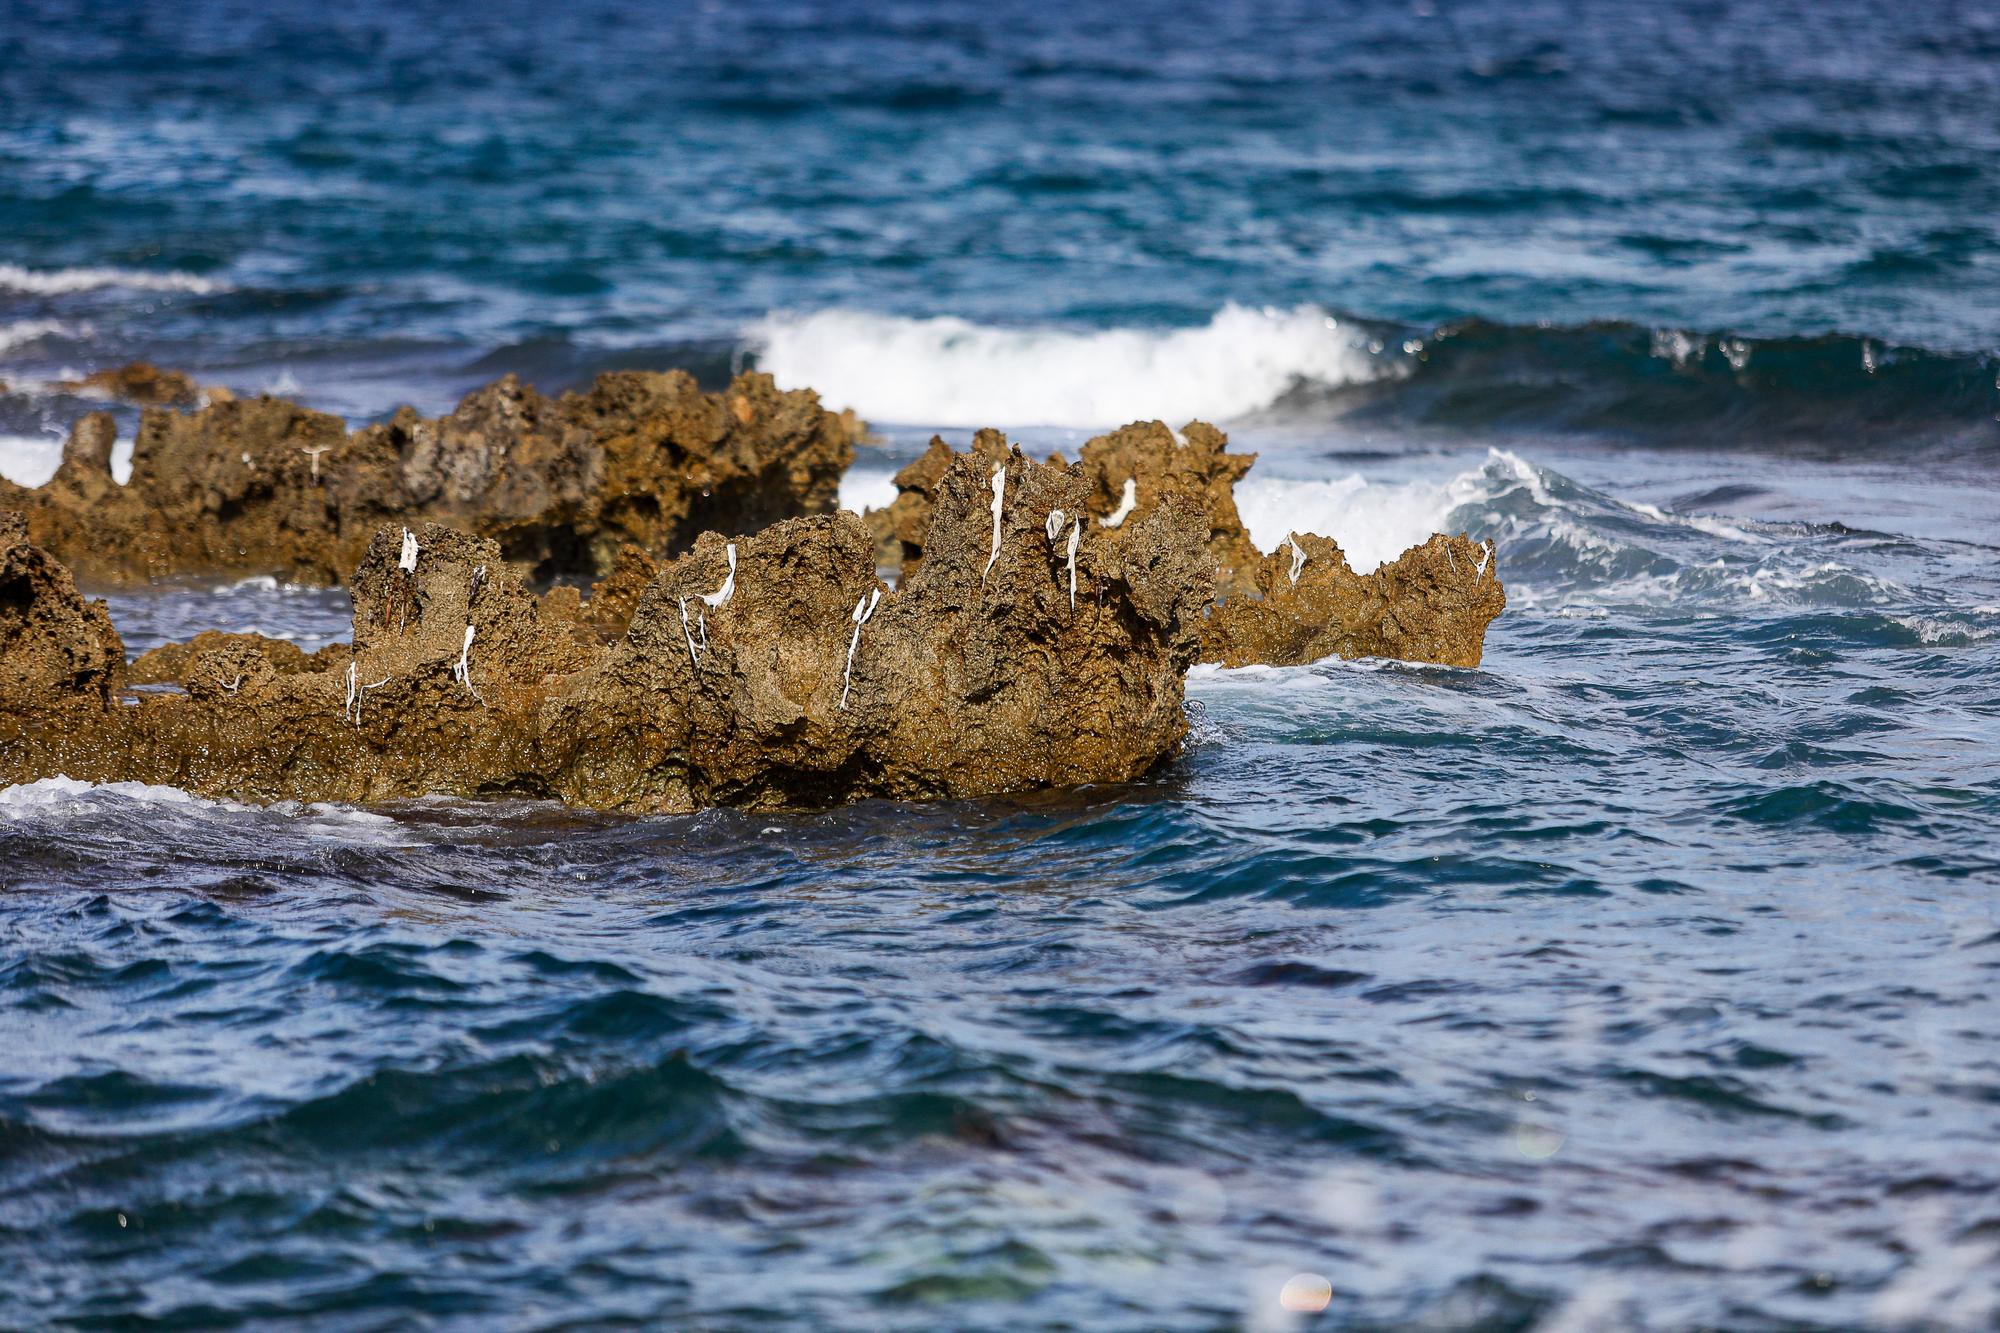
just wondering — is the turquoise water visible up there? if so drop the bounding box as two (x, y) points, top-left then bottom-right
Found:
(3, 2), (1999, 1328)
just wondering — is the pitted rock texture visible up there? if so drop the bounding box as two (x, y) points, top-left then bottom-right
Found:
(865, 428), (1011, 573)
(0, 370), (854, 587)
(126, 631), (348, 687)
(1198, 531), (1507, 669)
(0, 511), (124, 713)
(1074, 419), (1262, 600)
(0, 451), (1212, 812)
(863, 422), (1506, 670)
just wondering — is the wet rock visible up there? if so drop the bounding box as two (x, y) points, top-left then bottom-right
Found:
(0, 369), (856, 586)
(546, 448), (1209, 810)
(1199, 531), (1506, 669)
(863, 422), (1506, 671)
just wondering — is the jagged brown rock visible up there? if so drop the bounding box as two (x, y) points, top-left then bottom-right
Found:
(126, 630), (348, 687)
(1074, 419), (1263, 600)
(1199, 531), (1506, 669)
(865, 428), (1010, 572)
(861, 420), (1506, 669)
(0, 370), (855, 587)
(865, 419), (1263, 596)
(0, 450), (1212, 812)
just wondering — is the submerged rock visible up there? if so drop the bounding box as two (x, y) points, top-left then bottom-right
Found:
(0, 450), (1212, 812)
(0, 370), (855, 586)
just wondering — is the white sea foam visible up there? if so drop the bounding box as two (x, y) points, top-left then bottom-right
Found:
(0, 432), (65, 487)
(838, 467), (898, 515)
(748, 304), (1389, 427)
(0, 318), (85, 352)
(0, 775), (240, 814)
(0, 263), (223, 295)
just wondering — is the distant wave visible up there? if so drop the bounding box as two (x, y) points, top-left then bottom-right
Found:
(750, 304), (2000, 449)
(747, 304), (1395, 427)
(1272, 318), (2000, 450)
(0, 263), (225, 295)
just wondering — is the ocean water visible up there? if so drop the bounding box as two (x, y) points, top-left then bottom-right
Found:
(3, 1), (2000, 1329)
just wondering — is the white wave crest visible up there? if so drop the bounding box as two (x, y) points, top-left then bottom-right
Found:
(1235, 460), (1499, 574)
(0, 318), (86, 352)
(748, 304), (1388, 427)
(0, 432), (65, 488)
(0, 263), (224, 295)
(0, 775), (237, 814)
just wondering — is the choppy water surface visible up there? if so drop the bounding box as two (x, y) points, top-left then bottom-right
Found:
(5, 439), (1998, 1330)
(6, 0), (2000, 1326)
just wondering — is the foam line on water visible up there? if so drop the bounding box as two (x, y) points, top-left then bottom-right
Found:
(748, 304), (1390, 427)
(0, 263), (224, 295)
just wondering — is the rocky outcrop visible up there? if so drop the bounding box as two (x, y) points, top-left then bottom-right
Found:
(1198, 531), (1506, 669)
(125, 631), (348, 687)
(0, 449), (1212, 812)
(861, 420), (1506, 669)
(0, 370), (855, 587)
(866, 419), (1263, 596)
(1074, 419), (1263, 600)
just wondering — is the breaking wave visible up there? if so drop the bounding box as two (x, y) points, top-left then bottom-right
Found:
(748, 304), (1394, 427)
(749, 304), (2000, 452)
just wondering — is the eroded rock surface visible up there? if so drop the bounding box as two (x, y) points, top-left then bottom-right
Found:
(862, 420), (1506, 670)
(0, 449), (1212, 812)
(1199, 531), (1506, 669)
(0, 370), (854, 587)
(126, 631), (348, 688)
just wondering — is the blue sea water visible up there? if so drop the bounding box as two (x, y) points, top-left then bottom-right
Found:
(2, 1), (1999, 1328)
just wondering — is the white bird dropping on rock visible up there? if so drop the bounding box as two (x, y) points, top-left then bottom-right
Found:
(982, 462), (1006, 583)
(839, 587), (881, 710)
(1285, 533), (1307, 585)
(1476, 539), (1494, 578)
(398, 528), (418, 572)
(1066, 519), (1081, 609)
(702, 543), (737, 609)
(1045, 509), (1066, 542)
(1101, 477), (1136, 528)
(453, 624), (480, 701)
(679, 597), (701, 667)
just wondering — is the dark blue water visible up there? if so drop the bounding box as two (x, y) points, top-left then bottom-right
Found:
(4, 2), (2000, 1328)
